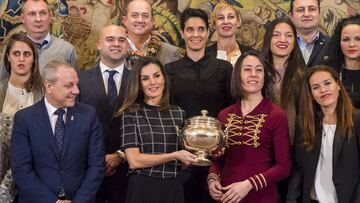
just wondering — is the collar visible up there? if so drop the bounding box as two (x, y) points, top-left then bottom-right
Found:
(127, 36), (151, 51)
(99, 61), (124, 74)
(44, 96), (67, 117)
(297, 30), (320, 45)
(234, 98), (270, 116)
(27, 33), (52, 49)
(182, 53), (210, 67)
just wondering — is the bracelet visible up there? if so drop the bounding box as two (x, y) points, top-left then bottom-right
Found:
(207, 173), (220, 184)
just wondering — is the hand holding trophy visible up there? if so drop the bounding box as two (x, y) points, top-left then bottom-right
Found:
(177, 110), (227, 166)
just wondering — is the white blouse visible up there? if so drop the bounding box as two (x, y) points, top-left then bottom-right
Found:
(217, 50), (241, 67)
(314, 123), (338, 203)
(2, 82), (34, 117)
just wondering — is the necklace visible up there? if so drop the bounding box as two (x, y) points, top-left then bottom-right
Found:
(322, 123), (336, 137)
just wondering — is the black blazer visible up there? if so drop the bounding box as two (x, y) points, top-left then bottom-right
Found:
(287, 111), (360, 203)
(78, 63), (130, 154)
(298, 31), (330, 68)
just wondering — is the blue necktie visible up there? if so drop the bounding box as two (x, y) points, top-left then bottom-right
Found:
(107, 70), (118, 110)
(35, 40), (48, 49)
(54, 109), (65, 156)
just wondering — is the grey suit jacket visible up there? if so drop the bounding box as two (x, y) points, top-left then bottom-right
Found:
(157, 42), (181, 65)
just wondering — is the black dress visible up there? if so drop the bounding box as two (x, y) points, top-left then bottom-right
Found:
(341, 69), (360, 109)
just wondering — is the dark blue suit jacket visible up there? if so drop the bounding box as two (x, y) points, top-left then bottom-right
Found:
(298, 31), (330, 68)
(78, 63), (130, 154)
(11, 99), (105, 203)
(78, 63), (130, 203)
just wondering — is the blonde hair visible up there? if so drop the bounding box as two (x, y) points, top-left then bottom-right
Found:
(211, 1), (242, 27)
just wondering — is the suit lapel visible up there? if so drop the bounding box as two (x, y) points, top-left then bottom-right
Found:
(87, 64), (130, 121)
(332, 127), (344, 169)
(117, 66), (130, 109)
(308, 127), (323, 180)
(307, 33), (327, 66)
(61, 106), (76, 161)
(88, 66), (112, 117)
(38, 99), (60, 162)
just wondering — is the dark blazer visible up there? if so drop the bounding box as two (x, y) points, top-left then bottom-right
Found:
(298, 31), (330, 68)
(78, 63), (130, 154)
(206, 41), (252, 60)
(78, 63), (130, 203)
(11, 99), (105, 203)
(287, 111), (360, 203)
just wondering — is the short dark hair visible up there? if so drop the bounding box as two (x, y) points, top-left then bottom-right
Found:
(289, 0), (320, 14)
(117, 57), (171, 114)
(231, 50), (276, 100)
(180, 8), (209, 31)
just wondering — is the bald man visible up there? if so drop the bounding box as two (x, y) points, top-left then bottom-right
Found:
(78, 25), (129, 203)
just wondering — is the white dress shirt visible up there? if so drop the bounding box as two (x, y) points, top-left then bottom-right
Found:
(44, 97), (67, 134)
(99, 62), (124, 95)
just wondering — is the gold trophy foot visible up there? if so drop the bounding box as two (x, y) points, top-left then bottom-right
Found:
(194, 157), (212, 166)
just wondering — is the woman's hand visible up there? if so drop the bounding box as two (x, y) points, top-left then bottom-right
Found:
(210, 147), (225, 158)
(208, 179), (223, 201)
(174, 150), (198, 165)
(221, 180), (253, 203)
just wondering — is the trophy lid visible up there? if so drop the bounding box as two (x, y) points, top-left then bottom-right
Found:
(185, 110), (222, 127)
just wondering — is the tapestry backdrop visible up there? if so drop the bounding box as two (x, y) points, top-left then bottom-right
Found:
(1, 0), (359, 69)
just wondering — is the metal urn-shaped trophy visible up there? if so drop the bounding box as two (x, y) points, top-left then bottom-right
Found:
(178, 110), (226, 166)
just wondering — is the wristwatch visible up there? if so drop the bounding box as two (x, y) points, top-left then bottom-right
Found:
(116, 150), (126, 163)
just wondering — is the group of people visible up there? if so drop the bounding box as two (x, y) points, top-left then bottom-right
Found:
(0, 0), (359, 203)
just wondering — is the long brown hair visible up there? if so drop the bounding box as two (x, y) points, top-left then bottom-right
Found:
(261, 17), (305, 109)
(117, 57), (171, 115)
(3, 33), (42, 93)
(300, 65), (354, 151)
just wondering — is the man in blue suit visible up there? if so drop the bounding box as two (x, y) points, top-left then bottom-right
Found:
(11, 60), (105, 203)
